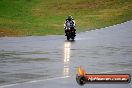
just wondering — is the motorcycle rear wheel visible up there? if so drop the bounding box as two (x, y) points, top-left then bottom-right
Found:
(71, 36), (74, 40)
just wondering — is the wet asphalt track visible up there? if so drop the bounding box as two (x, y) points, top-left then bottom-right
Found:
(0, 21), (132, 88)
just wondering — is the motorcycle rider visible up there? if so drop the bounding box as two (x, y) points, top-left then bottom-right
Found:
(64, 15), (76, 36)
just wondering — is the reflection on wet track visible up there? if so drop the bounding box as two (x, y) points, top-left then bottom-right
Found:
(63, 42), (71, 77)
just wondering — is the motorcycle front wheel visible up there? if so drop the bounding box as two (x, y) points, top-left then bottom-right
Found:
(67, 36), (70, 40)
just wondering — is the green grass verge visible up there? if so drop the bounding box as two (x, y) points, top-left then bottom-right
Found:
(0, 0), (132, 36)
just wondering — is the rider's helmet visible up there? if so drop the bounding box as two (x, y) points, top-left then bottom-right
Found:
(67, 15), (73, 20)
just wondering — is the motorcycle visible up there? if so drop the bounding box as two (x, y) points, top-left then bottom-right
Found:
(65, 27), (76, 40)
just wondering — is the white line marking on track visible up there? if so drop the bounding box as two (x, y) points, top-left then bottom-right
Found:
(0, 76), (70, 88)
